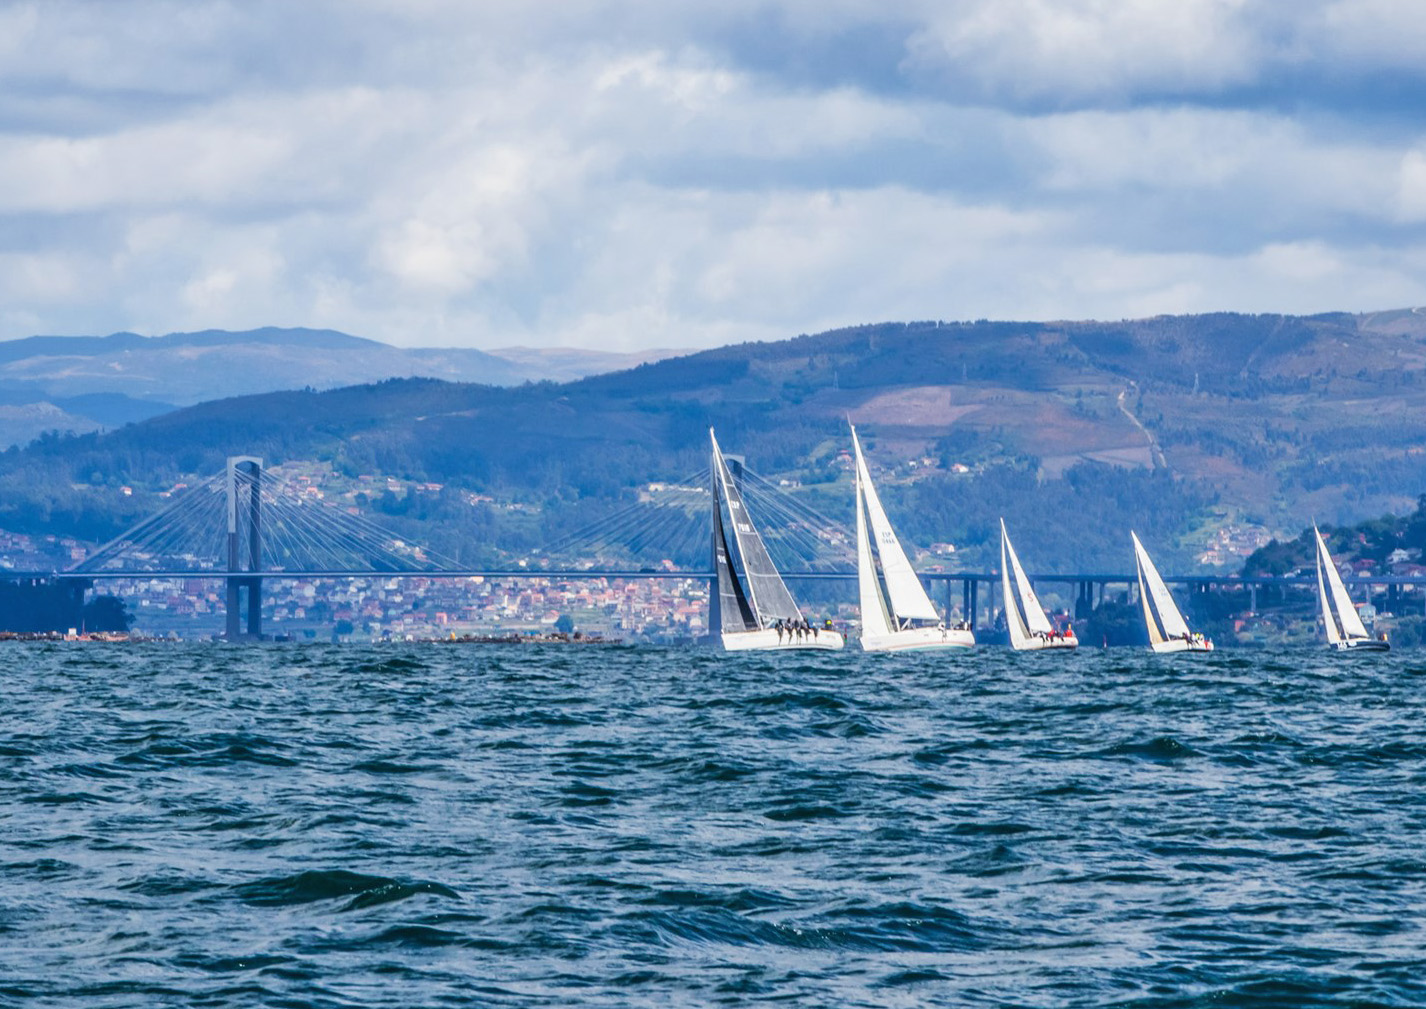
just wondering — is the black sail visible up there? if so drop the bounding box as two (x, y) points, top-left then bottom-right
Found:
(710, 431), (804, 628)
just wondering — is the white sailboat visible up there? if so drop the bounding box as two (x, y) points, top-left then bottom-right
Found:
(850, 425), (973, 651)
(999, 519), (1076, 651)
(1131, 531), (1212, 653)
(1314, 525), (1389, 652)
(709, 430), (844, 651)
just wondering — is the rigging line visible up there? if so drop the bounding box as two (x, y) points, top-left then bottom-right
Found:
(740, 480), (853, 542)
(315, 502), (452, 569)
(284, 513), (375, 571)
(658, 509), (709, 562)
(622, 502), (684, 556)
(658, 513), (706, 567)
(259, 498), (344, 572)
(323, 494), (458, 562)
(740, 467), (853, 528)
(269, 498), (347, 563)
(638, 501), (705, 558)
(176, 502), (228, 569)
(113, 501), (213, 567)
(541, 500), (660, 558)
(265, 505), (311, 565)
(540, 467), (709, 557)
(263, 512), (312, 571)
(270, 496), (382, 568)
(741, 481), (853, 554)
(737, 490), (840, 562)
(79, 476), (221, 568)
(555, 490), (707, 557)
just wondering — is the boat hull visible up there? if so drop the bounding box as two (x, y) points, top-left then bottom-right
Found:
(1150, 638), (1214, 654)
(721, 628), (845, 651)
(1330, 638), (1391, 652)
(860, 626), (975, 652)
(1011, 634), (1078, 652)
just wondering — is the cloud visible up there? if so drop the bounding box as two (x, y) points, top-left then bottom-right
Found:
(1, 1), (1425, 349)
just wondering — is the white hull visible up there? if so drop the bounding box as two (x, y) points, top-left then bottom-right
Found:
(1150, 638), (1214, 654)
(1329, 638), (1390, 652)
(721, 628), (845, 651)
(1011, 634), (1078, 652)
(860, 626), (975, 652)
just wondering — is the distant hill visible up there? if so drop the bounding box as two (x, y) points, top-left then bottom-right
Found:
(0, 327), (680, 448)
(5, 309), (1426, 574)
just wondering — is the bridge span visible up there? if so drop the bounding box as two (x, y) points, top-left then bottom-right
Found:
(11, 455), (1424, 638)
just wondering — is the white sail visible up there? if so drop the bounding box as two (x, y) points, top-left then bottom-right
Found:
(1314, 526), (1368, 641)
(1135, 554), (1163, 647)
(1314, 530), (1341, 646)
(1003, 524), (1049, 635)
(1000, 530), (1030, 648)
(1131, 532), (1190, 640)
(855, 463), (893, 639)
(850, 427), (939, 624)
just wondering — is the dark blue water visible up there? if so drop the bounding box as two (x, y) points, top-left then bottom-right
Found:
(3, 644), (1426, 1007)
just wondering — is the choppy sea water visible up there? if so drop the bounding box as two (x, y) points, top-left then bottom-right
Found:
(4, 644), (1426, 1007)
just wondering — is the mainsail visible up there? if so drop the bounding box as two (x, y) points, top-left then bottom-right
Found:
(1132, 531), (1190, 643)
(1314, 525), (1369, 642)
(709, 430), (804, 629)
(850, 426), (939, 629)
(712, 483), (757, 633)
(1000, 519), (1053, 645)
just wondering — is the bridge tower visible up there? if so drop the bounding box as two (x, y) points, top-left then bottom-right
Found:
(225, 456), (263, 640)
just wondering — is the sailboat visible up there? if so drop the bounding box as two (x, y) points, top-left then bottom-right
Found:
(708, 430), (844, 651)
(999, 519), (1076, 650)
(1131, 531), (1212, 652)
(850, 425), (973, 651)
(1314, 525), (1389, 652)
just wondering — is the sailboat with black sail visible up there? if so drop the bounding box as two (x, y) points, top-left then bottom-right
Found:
(1131, 531), (1212, 652)
(851, 424), (973, 650)
(709, 430), (844, 651)
(1314, 524), (1389, 652)
(1000, 519), (1076, 651)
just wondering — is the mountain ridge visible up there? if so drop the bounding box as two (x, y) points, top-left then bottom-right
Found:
(0, 326), (683, 448)
(4, 309), (1426, 575)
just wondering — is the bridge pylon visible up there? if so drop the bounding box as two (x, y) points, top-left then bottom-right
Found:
(225, 456), (263, 640)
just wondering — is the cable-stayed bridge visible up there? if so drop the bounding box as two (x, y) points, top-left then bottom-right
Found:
(55, 455), (866, 638)
(29, 455), (1425, 638)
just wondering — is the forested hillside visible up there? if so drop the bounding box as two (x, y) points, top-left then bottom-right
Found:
(3, 309), (1426, 573)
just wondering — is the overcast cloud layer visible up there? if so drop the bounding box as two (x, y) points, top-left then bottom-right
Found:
(2, 0), (1425, 349)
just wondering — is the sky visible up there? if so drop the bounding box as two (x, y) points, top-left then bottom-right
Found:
(2, 0), (1426, 350)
